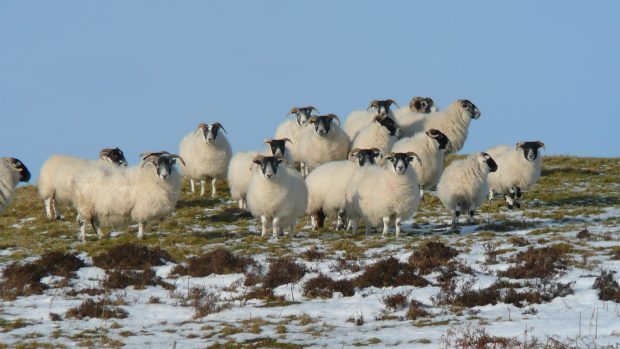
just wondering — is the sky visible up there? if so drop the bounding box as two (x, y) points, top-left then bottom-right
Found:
(1, 1), (618, 179)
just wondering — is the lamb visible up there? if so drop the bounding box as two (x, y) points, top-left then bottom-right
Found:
(305, 148), (382, 231)
(343, 99), (399, 139)
(393, 96), (438, 137)
(72, 152), (184, 242)
(345, 152), (422, 236)
(0, 157), (31, 215)
(402, 99), (481, 153)
(486, 141), (545, 209)
(227, 138), (293, 210)
(246, 155), (308, 238)
(38, 148), (128, 220)
(179, 122), (232, 197)
(275, 106), (319, 168)
(296, 114), (350, 177)
(392, 129), (451, 198)
(350, 115), (401, 155)
(437, 152), (498, 228)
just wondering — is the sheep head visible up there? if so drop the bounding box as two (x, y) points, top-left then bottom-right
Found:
(4, 157), (31, 182)
(288, 106), (319, 126)
(252, 155), (283, 179)
(349, 148), (382, 167)
(367, 99), (399, 116)
(425, 129), (451, 150)
(516, 141), (545, 162)
(100, 147), (128, 167)
(140, 152), (184, 180)
(478, 152), (498, 172)
(198, 122), (227, 144)
(264, 138), (293, 158)
(307, 114), (340, 136)
(409, 97), (437, 113)
(458, 99), (481, 119)
(373, 115), (401, 137)
(384, 152), (421, 175)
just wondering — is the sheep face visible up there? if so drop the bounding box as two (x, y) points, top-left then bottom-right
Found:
(426, 129), (451, 150)
(368, 99), (399, 116)
(459, 100), (481, 119)
(289, 106), (318, 127)
(5, 158), (31, 182)
(350, 148), (382, 167)
(252, 155), (282, 180)
(142, 153), (184, 180)
(198, 123), (227, 144)
(478, 152), (498, 172)
(100, 147), (128, 167)
(264, 138), (292, 158)
(308, 114), (340, 137)
(409, 97), (437, 113)
(384, 152), (421, 175)
(517, 141), (545, 162)
(374, 115), (401, 137)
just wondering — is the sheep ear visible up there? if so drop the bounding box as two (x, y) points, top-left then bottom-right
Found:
(516, 142), (525, 150)
(264, 138), (272, 145)
(252, 155), (265, 165)
(288, 107), (300, 116)
(536, 141), (545, 149)
(326, 114), (341, 125)
(213, 122), (227, 134)
(281, 138), (294, 145)
(349, 148), (361, 160)
(307, 116), (318, 124)
(386, 99), (400, 109)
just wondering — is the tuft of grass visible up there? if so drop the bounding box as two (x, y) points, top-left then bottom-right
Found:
(382, 291), (409, 311)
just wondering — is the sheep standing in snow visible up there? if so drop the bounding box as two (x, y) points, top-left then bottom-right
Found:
(437, 152), (498, 228)
(246, 155), (308, 238)
(392, 129), (451, 198)
(227, 138), (293, 210)
(404, 99), (480, 153)
(38, 148), (128, 220)
(297, 114), (350, 177)
(351, 115), (401, 155)
(343, 99), (399, 139)
(72, 152), (184, 242)
(486, 141), (545, 209)
(179, 122), (232, 198)
(275, 106), (319, 171)
(345, 152), (422, 237)
(393, 96), (438, 137)
(305, 148), (382, 230)
(0, 157), (31, 215)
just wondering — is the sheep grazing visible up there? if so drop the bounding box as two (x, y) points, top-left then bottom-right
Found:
(305, 148), (382, 231)
(72, 152), (184, 242)
(437, 152), (498, 228)
(179, 122), (232, 197)
(351, 115), (401, 155)
(403, 99), (481, 153)
(275, 106), (319, 167)
(343, 99), (399, 139)
(393, 96), (438, 137)
(227, 138), (294, 210)
(246, 155), (308, 238)
(345, 152), (422, 237)
(297, 114), (350, 177)
(392, 129), (451, 198)
(486, 141), (545, 209)
(0, 157), (31, 215)
(38, 148), (128, 220)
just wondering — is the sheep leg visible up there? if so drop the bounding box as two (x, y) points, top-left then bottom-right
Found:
(310, 214), (318, 231)
(78, 219), (87, 243)
(137, 222), (146, 239)
(260, 215), (269, 237)
(419, 184), (425, 199)
(451, 210), (460, 228)
(514, 186), (522, 208)
(44, 198), (54, 219)
(468, 210), (475, 224)
(381, 217), (390, 237)
(91, 218), (104, 239)
(488, 189), (495, 203)
(190, 179), (196, 193)
(52, 197), (62, 219)
(238, 199), (245, 210)
(351, 218), (359, 235)
(272, 217), (280, 239)
(505, 187), (516, 209)
(211, 178), (217, 198)
(516, 187), (522, 198)
(395, 217), (402, 237)
(336, 209), (346, 230)
(200, 180), (206, 196)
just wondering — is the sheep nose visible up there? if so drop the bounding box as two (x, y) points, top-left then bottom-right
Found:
(266, 173), (274, 179)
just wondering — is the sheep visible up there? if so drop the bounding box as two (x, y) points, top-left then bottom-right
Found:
(179, 122), (232, 197)
(345, 152), (422, 237)
(350, 115), (401, 155)
(343, 99), (399, 139)
(0, 157), (31, 215)
(393, 96), (438, 137)
(402, 99), (481, 153)
(296, 114), (350, 177)
(486, 141), (545, 209)
(38, 148), (128, 220)
(437, 152), (498, 228)
(245, 155), (308, 238)
(227, 138), (293, 210)
(72, 152), (184, 242)
(305, 148), (382, 231)
(275, 106), (319, 170)
(392, 129), (451, 198)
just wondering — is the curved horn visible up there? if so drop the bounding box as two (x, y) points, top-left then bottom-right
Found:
(167, 154), (186, 166)
(367, 100), (379, 110)
(369, 147), (381, 153)
(99, 148), (113, 160)
(516, 142), (525, 150)
(212, 122), (227, 134)
(386, 99), (400, 109)
(252, 154), (265, 164)
(287, 107), (300, 116)
(197, 123), (208, 131)
(280, 137), (294, 145)
(307, 115), (318, 123)
(264, 138), (272, 144)
(407, 152), (422, 166)
(426, 129), (440, 138)
(326, 114), (341, 124)
(384, 152), (396, 159)
(307, 106), (319, 114)
(536, 141), (546, 149)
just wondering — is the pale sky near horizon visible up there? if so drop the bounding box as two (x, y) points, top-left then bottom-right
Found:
(1, 1), (618, 179)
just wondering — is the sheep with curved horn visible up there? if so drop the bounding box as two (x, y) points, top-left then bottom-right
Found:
(297, 113), (350, 177)
(344, 98), (401, 140)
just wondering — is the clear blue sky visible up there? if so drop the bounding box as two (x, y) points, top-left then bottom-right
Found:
(1, 1), (618, 179)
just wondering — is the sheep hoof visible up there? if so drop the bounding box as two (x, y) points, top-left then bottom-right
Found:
(514, 202), (521, 208)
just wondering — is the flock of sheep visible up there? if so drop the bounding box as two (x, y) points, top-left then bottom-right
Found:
(0, 96), (545, 241)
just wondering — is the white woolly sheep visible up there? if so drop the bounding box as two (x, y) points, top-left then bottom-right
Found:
(275, 106), (319, 168)
(296, 114), (350, 177)
(305, 148), (382, 231)
(343, 99), (400, 139)
(486, 141), (545, 209)
(403, 99), (481, 153)
(179, 122), (232, 197)
(437, 152), (498, 227)
(393, 96), (438, 137)
(350, 115), (401, 155)
(246, 155), (308, 238)
(227, 138), (294, 210)
(72, 152), (184, 242)
(345, 152), (422, 236)
(38, 148), (128, 220)
(392, 129), (451, 198)
(0, 157), (31, 215)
